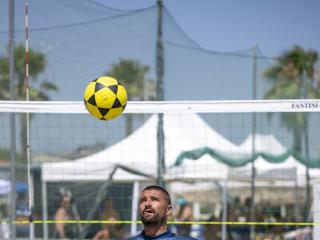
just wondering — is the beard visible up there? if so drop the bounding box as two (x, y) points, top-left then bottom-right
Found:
(140, 209), (166, 226)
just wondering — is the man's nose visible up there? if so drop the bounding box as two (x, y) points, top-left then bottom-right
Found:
(145, 199), (152, 206)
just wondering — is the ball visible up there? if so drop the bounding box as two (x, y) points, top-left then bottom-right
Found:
(84, 76), (127, 120)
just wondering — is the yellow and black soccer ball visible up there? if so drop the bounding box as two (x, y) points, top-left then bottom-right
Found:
(84, 76), (127, 120)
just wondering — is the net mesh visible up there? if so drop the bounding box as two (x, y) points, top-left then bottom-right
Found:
(0, 101), (320, 239)
(0, 0), (273, 102)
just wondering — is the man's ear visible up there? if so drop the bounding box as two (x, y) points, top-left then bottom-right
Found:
(167, 204), (172, 216)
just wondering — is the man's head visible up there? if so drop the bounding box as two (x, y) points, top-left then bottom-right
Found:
(139, 185), (172, 227)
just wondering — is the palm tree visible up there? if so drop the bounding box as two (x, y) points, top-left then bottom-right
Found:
(263, 45), (319, 221)
(0, 44), (58, 162)
(105, 59), (155, 135)
(264, 45), (319, 152)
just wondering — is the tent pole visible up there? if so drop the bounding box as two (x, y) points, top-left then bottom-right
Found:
(130, 181), (139, 236)
(294, 167), (299, 223)
(41, 181), (48, 240)
(221, 180), (228, 240)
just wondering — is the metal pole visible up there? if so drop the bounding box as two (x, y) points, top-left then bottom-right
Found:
(221, 180), (228, 240)
(302, 69), (311, 221)
(156, 0), (165, 186)
(9, 0), (17, 239)
(294, 169), (299, 223)
(24, 2), (34, 238)
(130, 181), (139, 236)
(250, 44), (257, 240)
(304, 120), (310, 222)
(41, 181), (48, 240)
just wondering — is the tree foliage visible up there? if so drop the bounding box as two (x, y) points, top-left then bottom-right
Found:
(106, 59), (154, 135)
(0, 44), (58, 163)
(106, 59), (155, 100)
(0, 44), (58, 100)
(263, 45), (319, 152)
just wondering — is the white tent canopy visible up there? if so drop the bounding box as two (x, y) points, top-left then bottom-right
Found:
(41, 113), (238, 182)
(42, 114), (320, 184)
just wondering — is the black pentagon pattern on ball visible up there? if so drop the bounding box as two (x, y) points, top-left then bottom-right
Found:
(99, 107), (110, 116)
(112, 98), (122, 108)
(108, 85), (118, 95)
(95, 82), (105, 92)
(88, 94), (97, 106)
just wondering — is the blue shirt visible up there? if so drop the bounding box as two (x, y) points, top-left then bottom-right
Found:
(127, 230), (198, 240)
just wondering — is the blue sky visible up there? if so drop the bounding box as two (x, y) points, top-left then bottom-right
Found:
(99, 0), (320, 58)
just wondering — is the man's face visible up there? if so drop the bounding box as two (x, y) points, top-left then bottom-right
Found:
(139, 189), (172, 226)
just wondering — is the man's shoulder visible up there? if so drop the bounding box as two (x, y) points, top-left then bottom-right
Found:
(167, 231), (198, 240)
(127, 232), (143, 240)
(171, 236), (198, 240)
(126, 231), (198, 240)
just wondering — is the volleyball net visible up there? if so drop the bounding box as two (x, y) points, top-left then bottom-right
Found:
(0, 100), (320, 239)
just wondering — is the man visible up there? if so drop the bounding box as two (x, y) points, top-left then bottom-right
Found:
(128, 185), (197, 240)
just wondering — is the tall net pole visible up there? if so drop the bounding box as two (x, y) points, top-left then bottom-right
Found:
(302, 69), (311, 222)
(24, 2), (35, 239)
(9, 0), (17, 239)
(250, 44), (257, 240)
(156, 0), (165, 187)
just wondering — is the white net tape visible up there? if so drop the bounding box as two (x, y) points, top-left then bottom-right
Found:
(0, 99), (320, 113)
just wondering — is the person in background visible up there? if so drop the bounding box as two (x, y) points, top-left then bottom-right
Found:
(92, 215), (125, 240)
(202, 215), (218, 240)
(128, 185), (197, 240)
(0, 204), (10, 239)
(175, 196), (193, 237)
(54, 194), (79, 239)
(94, 199), (125, 239)
(16, 193), (29, 238)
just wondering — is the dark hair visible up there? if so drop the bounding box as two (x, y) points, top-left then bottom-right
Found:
(142, 185), (171, 205)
